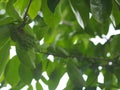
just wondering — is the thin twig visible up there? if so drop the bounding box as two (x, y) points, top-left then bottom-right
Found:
(23, 0), (32, 23)
(17, 0), (32, 30)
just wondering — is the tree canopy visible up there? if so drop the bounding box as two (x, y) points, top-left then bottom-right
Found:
(0, 0), (120, 90)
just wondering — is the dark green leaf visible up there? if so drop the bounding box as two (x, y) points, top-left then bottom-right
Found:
(85, 70), (99, 87)
(19, 64), (33, 84)
(67, 60), (85, 88)
(33, 16), (49, 40)
(16, 44), (36, 69)
(64, 80), (83, 90)
(85, 87), (96, 90)
(33, 62), (42, 81)
(47, 0), (60, 12)
(112, 0), (120, 29)
(90, 0), (112, 23)
(110, 35), (120, 55)
(69, 0), (89, 28)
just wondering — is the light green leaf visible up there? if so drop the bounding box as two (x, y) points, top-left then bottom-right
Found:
(14, 0), (29, 15)
(42, 0), (61, 28)
(5, 56), (20, 86)
(28, 0), (42, 19)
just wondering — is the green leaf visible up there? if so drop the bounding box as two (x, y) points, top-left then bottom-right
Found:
(11, 81), (26, 90)
(16, 44), (36, 69)
(87, 17), (109, 35)
(0, 1), (6, 10)
(36, 81), (43, 90)
(0, 25), (10, 47)
(28, 0), (42, 19)
(85, 70), (99, 87)
(113, 67), (120, 86)
(85, 87), (96, 90)
(115, 0), (120, 4)
(42, 0), (61, 28)
(14, 0), (29, 15)
(112, 0), (120, 29)
(19, 64), (33, 84)
(5, 56), (20, 86)
(103, 70), (115, 89)
(27, 85), (33, 90)
(48, 62), (65, 90)
(90, 0), (112, 23)
(67, 60), (85, 88)
(64, 79), (83, 90)
(33, 16), (49, 40)
(0, 16), (15, 26)
(6, 0), (21, 20)
(47, 0), (60, 12)
(0, 39), (10, 76)
(110, 35), (120, 56)
(33, 62), (42, 81)
(69, 0), (89, 28)
(64, 80), (75, 90)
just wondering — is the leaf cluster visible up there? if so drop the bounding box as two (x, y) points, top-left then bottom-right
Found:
(0, 0), (120, 90)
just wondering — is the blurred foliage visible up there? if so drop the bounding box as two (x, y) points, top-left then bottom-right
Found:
(0, 0), (120, 90)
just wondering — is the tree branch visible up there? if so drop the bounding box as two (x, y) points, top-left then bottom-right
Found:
(23, 0), (32, 23)
(18, 0), (32, 29)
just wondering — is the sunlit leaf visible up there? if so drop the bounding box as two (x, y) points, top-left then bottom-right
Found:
(42, 0), (61, 28)
(28, 0), (42, 19)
